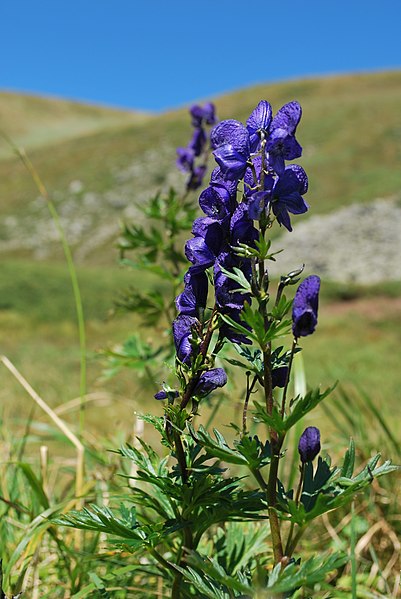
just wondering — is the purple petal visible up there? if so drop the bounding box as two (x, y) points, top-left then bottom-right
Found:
(213, 144), (249, 181)
(190, 104), (205, 127)
(172, 315), (198, 363)
(292, 275), (320, 338)
(176, 147), (194, 173)
(210, 119), (250, 155)
(199, 185), (232, 220)
(203, 102), (217, 125)
(175, 270), (208, 316)
(184, 236), (216, 270)
(247, 100), (272, 151)
(271, 101), (302, 135)
(187, 165), (207, 191)
(194, 368), (227, 396)
(189, 127), (206, 157)
(230, 203), (259, 246)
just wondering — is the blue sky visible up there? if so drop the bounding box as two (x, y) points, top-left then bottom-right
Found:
(1, 0), (400, 111)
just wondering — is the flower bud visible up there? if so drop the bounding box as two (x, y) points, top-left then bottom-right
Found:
(298, 426), (321, 463)
(292, 275), (320, 338)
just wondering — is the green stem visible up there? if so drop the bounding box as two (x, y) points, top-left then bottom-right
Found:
(285, 462), (305, 556)
(11, 145), (87, 435)
(174, 431), (188, 484)
(267, 447), (284, 563)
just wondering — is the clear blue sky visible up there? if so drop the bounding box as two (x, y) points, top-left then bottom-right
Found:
(1, 0), (400, 112)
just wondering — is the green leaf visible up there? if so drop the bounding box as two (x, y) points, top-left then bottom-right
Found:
(253, 401), (286, 434)
(341, 438), (356, 478)
(266, 551), (348, 593)
(219, 265), (252, 293)
(283, 384), (337, 431)
(54, 504), (145, 541)
(189, 425), (248, 465)
(17, 463), (49, 510)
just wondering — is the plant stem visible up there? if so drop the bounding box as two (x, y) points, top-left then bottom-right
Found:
(242, 373), (257, 435)
(285, 462), (305, 556)
(5, 141), (87, 436)
(174, 431), (188, 484)
(267, 445), (284, 563)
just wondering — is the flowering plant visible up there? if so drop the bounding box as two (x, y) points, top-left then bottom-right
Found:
(56, 99), (397, 598)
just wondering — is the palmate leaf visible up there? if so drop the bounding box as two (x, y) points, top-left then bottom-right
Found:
(211, 522), (270, 575)
(266, 551), (348, 594)
(254, 385), (336, 435)
(190, 425), (271, 470)
(189, 425), (248, 465)
(54, 504), (144, 541)
(178, 553), (253, 598)
(219, 265), (252, 294)
(280, 451), (400, 525)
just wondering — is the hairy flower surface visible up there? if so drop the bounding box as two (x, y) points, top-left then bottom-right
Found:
(298, 427), (321, 463)
(292, 275), (320, 338)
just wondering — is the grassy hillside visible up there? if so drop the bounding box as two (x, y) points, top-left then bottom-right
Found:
(0, 71), (400, 265)
(0, 90), (152, 157)
(0, 71), (400, 436)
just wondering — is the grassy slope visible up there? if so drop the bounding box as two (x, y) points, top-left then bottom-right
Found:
(1, 71), (401, 435)
(1, 71), (400, 232)
(0, 90), (152, 157)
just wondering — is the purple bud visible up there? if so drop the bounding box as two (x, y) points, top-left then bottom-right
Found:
(189, 104), (205, 128)
(271, 366), (288, 389)
(176, 147), (194, 173)
(194, 368), (227, 397)
(154, 389), (179, 401)
(189, 127), (207, 157)
(203, 102), (217, 125)
(298, 427), (321, 463)
(292, 275), (320, 338)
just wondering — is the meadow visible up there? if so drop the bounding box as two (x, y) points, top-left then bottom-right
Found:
(0, 71), (401, 597)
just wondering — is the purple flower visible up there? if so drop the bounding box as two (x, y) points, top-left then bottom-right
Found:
(176, 147), (194, 173)
(272, 164), (309, 232)
(187, 165), (207, 191)
(272, 366), (289, 389)
(298, 427), (321, 463)
(172, 315), (198, 364)
(220, 308), (252, 345)
(211, 119), (250, 153)
(214, 251), (251, 311)
(213, 144), (251, 182)
(203, 102), (217, 125)
(194, 368), (227, 397)
(189, 127), (207, 157)
(266, 101), (303, 174)
(190, 102), (217, 127)
(154, 389), (179, 401)
(211, 120), (251, 181)
(246, 100), (272, 151)
(199, 185), (233, 221)
(292, 275), (320, 338)
(230, 203), (259, 247)
(190, 104), (206, 128)
(175, 270), (208, 316)
(185, 236), (216, 271)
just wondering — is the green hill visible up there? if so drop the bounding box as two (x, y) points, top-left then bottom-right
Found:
(0, 90), (152, 158)
(0, 70), (400, 265)
(1, 71), (401, 428)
